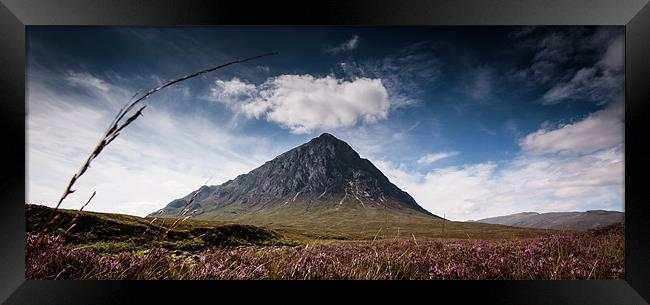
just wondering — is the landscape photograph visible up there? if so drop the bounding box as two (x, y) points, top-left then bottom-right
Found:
(26, 26), (624, 280)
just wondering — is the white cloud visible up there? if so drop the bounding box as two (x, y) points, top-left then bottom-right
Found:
(210, 75), (391, 134)
(376, 161), (498, 220)
(209, 77), (257, 106)
(28, 73), (276, 217)
(378, 145), (623, 221)
(374, 102), (623, 221)
(417, 151), (459, 165)
(326, 35), (359, 53)
(519, 101), (623, 155)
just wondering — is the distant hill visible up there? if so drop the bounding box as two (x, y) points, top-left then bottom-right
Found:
(150, 133), (442, 223)
(475, 210), (624, 231)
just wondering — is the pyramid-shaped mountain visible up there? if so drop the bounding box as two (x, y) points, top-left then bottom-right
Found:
(150, 133), (441, 221)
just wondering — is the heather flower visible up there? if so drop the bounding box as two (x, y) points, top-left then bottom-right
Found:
(26, 229), (623, 280)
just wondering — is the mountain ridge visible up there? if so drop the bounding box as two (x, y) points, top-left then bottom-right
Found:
(474, 210), (624, 231)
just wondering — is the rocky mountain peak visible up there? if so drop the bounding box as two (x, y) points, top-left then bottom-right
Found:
(316, 132), (337, 141)
(150, 133), (440, 220)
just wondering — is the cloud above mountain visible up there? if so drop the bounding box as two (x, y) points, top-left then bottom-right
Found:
(210, 75), (390, 134)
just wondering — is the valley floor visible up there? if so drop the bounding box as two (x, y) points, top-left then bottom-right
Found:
(26, 224), (624, 280)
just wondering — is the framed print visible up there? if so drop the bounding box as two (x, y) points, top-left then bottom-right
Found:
(1, 0), (649, 304)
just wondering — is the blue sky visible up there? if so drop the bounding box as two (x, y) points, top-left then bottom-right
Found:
(27, 27), (624, 220)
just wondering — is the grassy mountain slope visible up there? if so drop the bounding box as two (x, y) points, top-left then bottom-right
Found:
(28, 203), (561, 249)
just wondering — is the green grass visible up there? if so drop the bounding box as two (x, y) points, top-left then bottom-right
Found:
(26, 202), (565, 256)
(188, 203), (563, 242)
(26, 204), (286, 254)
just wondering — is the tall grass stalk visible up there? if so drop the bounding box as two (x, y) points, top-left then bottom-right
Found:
(34, 52), (278, 246)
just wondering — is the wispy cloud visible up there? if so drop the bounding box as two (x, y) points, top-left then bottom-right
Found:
(508, 28), (582, 85)
(392, 121), (420, 140)
(503, 119), (521, 137)
(508, 26), (537, 39)
(465, 66), (494, 101)
(336, 41), (442, 109)
(417, 151), (459, 165)
(509, 27), (623, 106)
(256, 65), (271, 73)
(542, 35), (623, 105)
(326, 35), (360, 54)
(65, 72), (110, 92)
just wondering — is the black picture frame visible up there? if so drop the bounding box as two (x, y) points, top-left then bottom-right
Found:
(1, 0), (649, 304)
